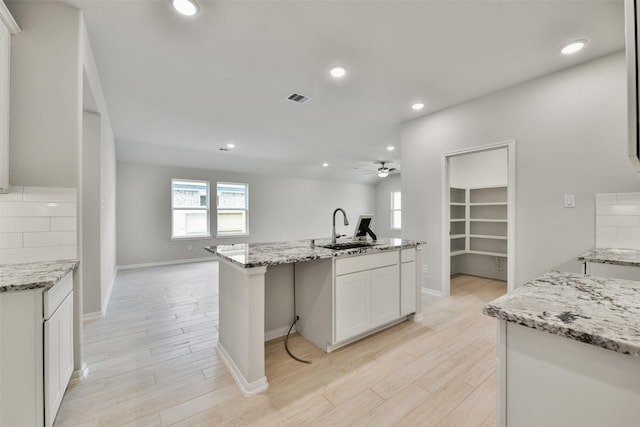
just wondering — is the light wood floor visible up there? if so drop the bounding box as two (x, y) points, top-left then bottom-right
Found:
(55, 264), (506, 427)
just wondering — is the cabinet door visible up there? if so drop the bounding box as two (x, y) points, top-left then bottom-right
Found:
(44, 292), (74, 427)
(335, 271), (370, 342)
(370, 264), (400, 328)
(401, 261), (417, 316)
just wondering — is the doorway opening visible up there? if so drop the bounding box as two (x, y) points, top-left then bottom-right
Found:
(441, 141), (515, 296)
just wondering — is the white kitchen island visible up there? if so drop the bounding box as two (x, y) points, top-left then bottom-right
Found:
(205, 238), (423, 396)
(484, 271), (640, 427)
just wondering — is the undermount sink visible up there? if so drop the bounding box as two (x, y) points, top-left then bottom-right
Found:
(319, 242), (375, 250)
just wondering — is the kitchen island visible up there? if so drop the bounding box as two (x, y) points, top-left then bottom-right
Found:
(205, 238), (424, 395)
(484, 271), (640, 426)
(578, 247), (640, 280)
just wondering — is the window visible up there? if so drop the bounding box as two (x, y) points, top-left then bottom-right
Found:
(391, 191), (401, 230)
(217, 182), (249, 236)
(171, 179), (210, 239)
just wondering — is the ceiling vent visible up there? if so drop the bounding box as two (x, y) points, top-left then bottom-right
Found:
(287, 93), (311, 104)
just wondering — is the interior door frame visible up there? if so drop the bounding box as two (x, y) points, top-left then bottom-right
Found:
(440, 140), (516, 296)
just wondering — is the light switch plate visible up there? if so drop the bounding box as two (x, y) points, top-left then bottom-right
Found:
(564, 194), (576, 208)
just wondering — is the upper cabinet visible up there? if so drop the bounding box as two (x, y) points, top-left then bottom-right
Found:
(0, 1), (20, 193)
(626, 0), (640, 172)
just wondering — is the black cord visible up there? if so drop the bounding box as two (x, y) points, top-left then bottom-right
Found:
(284, 315), (311, 364)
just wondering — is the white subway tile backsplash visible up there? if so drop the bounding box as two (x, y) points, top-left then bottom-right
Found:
(596, 204), (640, 216)
(595, 226), (617, 237)
(597, 237), (640, 250)
(50, 217), (76, 232)
(0, 217), (50, 232)
(0, 186), (77, 263)
(0, 233), (22, 249)
(596, 215), (639, 227)
(23, 231), (77, 248)
(616, 193), (640, 205)
(0, 245), (77, 264)
(22, 187), (77, 203)
(595, 193), (617, 205)
(617, 227), (640, 238)
(0, 186), (24, 201)
(0, 202), (76, 217)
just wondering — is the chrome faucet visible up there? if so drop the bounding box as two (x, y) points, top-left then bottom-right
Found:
(332, 208), (349, 244)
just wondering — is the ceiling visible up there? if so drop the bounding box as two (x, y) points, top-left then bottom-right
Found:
(67, 0), (624, 184)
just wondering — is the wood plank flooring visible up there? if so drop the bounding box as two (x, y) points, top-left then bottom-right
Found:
(55, 264), (506, 426)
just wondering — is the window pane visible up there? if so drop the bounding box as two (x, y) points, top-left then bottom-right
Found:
(173, 209), (208, 237)
(218, 210), (246, 234)
(392, 211), (402, 229)
(173, 180), (208, 208)
(217, 183), (247, 209)
(392, 191), (401, 209)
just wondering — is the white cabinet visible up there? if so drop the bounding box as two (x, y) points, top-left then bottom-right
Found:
(370, 265), (400, 328)
(400, 248), (417, 316)
(44, 291), (74, 427)
(335, 270), (371, 342)
(0, 272), (74, 427)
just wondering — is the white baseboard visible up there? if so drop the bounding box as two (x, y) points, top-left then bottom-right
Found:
(117, 256), (215, 271)
(264, 325), (295, 342)
(422, 287), (442, 297)
(83, 311), (103, 321)
(217, 342), (269, 396)
(70, 363), (89, 383)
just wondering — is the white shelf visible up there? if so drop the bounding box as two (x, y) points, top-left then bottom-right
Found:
(467, 250), (507, 257)
(450, 202), (466, 206)
(470, 234), (507, 240)
(450, 250), (466, 256)
(450, 218), (466, 222)
(450, 234), (466, 239)
(469, 218), (507, 223)
(469, 202), (507, 206)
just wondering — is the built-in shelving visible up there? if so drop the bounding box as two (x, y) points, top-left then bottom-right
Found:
(449, 186), (507, 258)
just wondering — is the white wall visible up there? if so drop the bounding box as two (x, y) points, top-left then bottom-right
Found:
(375, 174), (401, 239)
(117, 162), (376, 267)
(402, 51), (640, 292)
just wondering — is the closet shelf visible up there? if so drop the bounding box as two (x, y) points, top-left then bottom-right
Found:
(470, 234), (507, 240)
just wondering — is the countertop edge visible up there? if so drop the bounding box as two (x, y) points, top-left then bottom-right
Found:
(0, 259), (79, 293)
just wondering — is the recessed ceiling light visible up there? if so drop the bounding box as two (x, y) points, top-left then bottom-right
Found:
(322, 163), (329, 167)
(171, 0), (199, 16)
(411, 102), (424, 111)
(387, 146), (395, 151)
(329, 66), (347, 79)
(560, 40), (586, 55)
(226, 143), (235, 149)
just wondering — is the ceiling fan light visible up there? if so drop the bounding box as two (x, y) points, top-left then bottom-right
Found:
(377, 169), (389, 178)
(172, 0), (199, 16)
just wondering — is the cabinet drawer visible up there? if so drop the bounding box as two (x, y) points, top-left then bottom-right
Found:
(44, 273), (73, 319)
(401, 248), (416, 262)
(335, 251), (398, 276)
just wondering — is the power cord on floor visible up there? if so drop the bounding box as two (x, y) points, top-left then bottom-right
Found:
(285, 315), (311, 364)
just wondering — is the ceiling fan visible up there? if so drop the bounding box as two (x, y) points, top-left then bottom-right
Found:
(364, 161), (399, 178)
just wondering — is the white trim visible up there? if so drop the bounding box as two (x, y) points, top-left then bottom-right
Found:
(83, 311), (103, 321)
(100, 268), (115, 315)
(217, 341), (268, 396)
(421, 287), (442, 297)
(441, 140), (516, 297)
(116, 257), (215, 271)
(0, 2), (20, 34)
(264, 325), (295, 342)
(70, 363), (89, 384)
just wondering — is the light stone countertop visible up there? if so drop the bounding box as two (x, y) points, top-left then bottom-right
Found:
(577, 247), (640, 267)
(483, 271), (640, 358)
(205, 237), (424, 269)
(0, 259), (79, 293)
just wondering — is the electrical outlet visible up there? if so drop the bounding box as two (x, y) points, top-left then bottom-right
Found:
(423, 265), (428, 274)
(564, 194), (576, 208)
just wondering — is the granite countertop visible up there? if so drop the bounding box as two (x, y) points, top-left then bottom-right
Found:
(577, 247), (640, 267)
(205, 237), (425, 269)
(484, 271), (640, 358)
(0, 259), (79, 293)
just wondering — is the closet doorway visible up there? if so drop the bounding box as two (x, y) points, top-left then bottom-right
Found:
(441, 141), (515, 296)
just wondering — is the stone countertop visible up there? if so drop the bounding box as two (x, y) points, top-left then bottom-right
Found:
(577, 247), (640, 267)
(205, 238), (425, 269)
(0, 259), (79, 293)
(483, 271), (640, 358)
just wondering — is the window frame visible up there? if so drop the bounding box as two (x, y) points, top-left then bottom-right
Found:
(170, 178), (211, 240)
(390, 190), (402, 230)
(216, 181), (250, 238)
